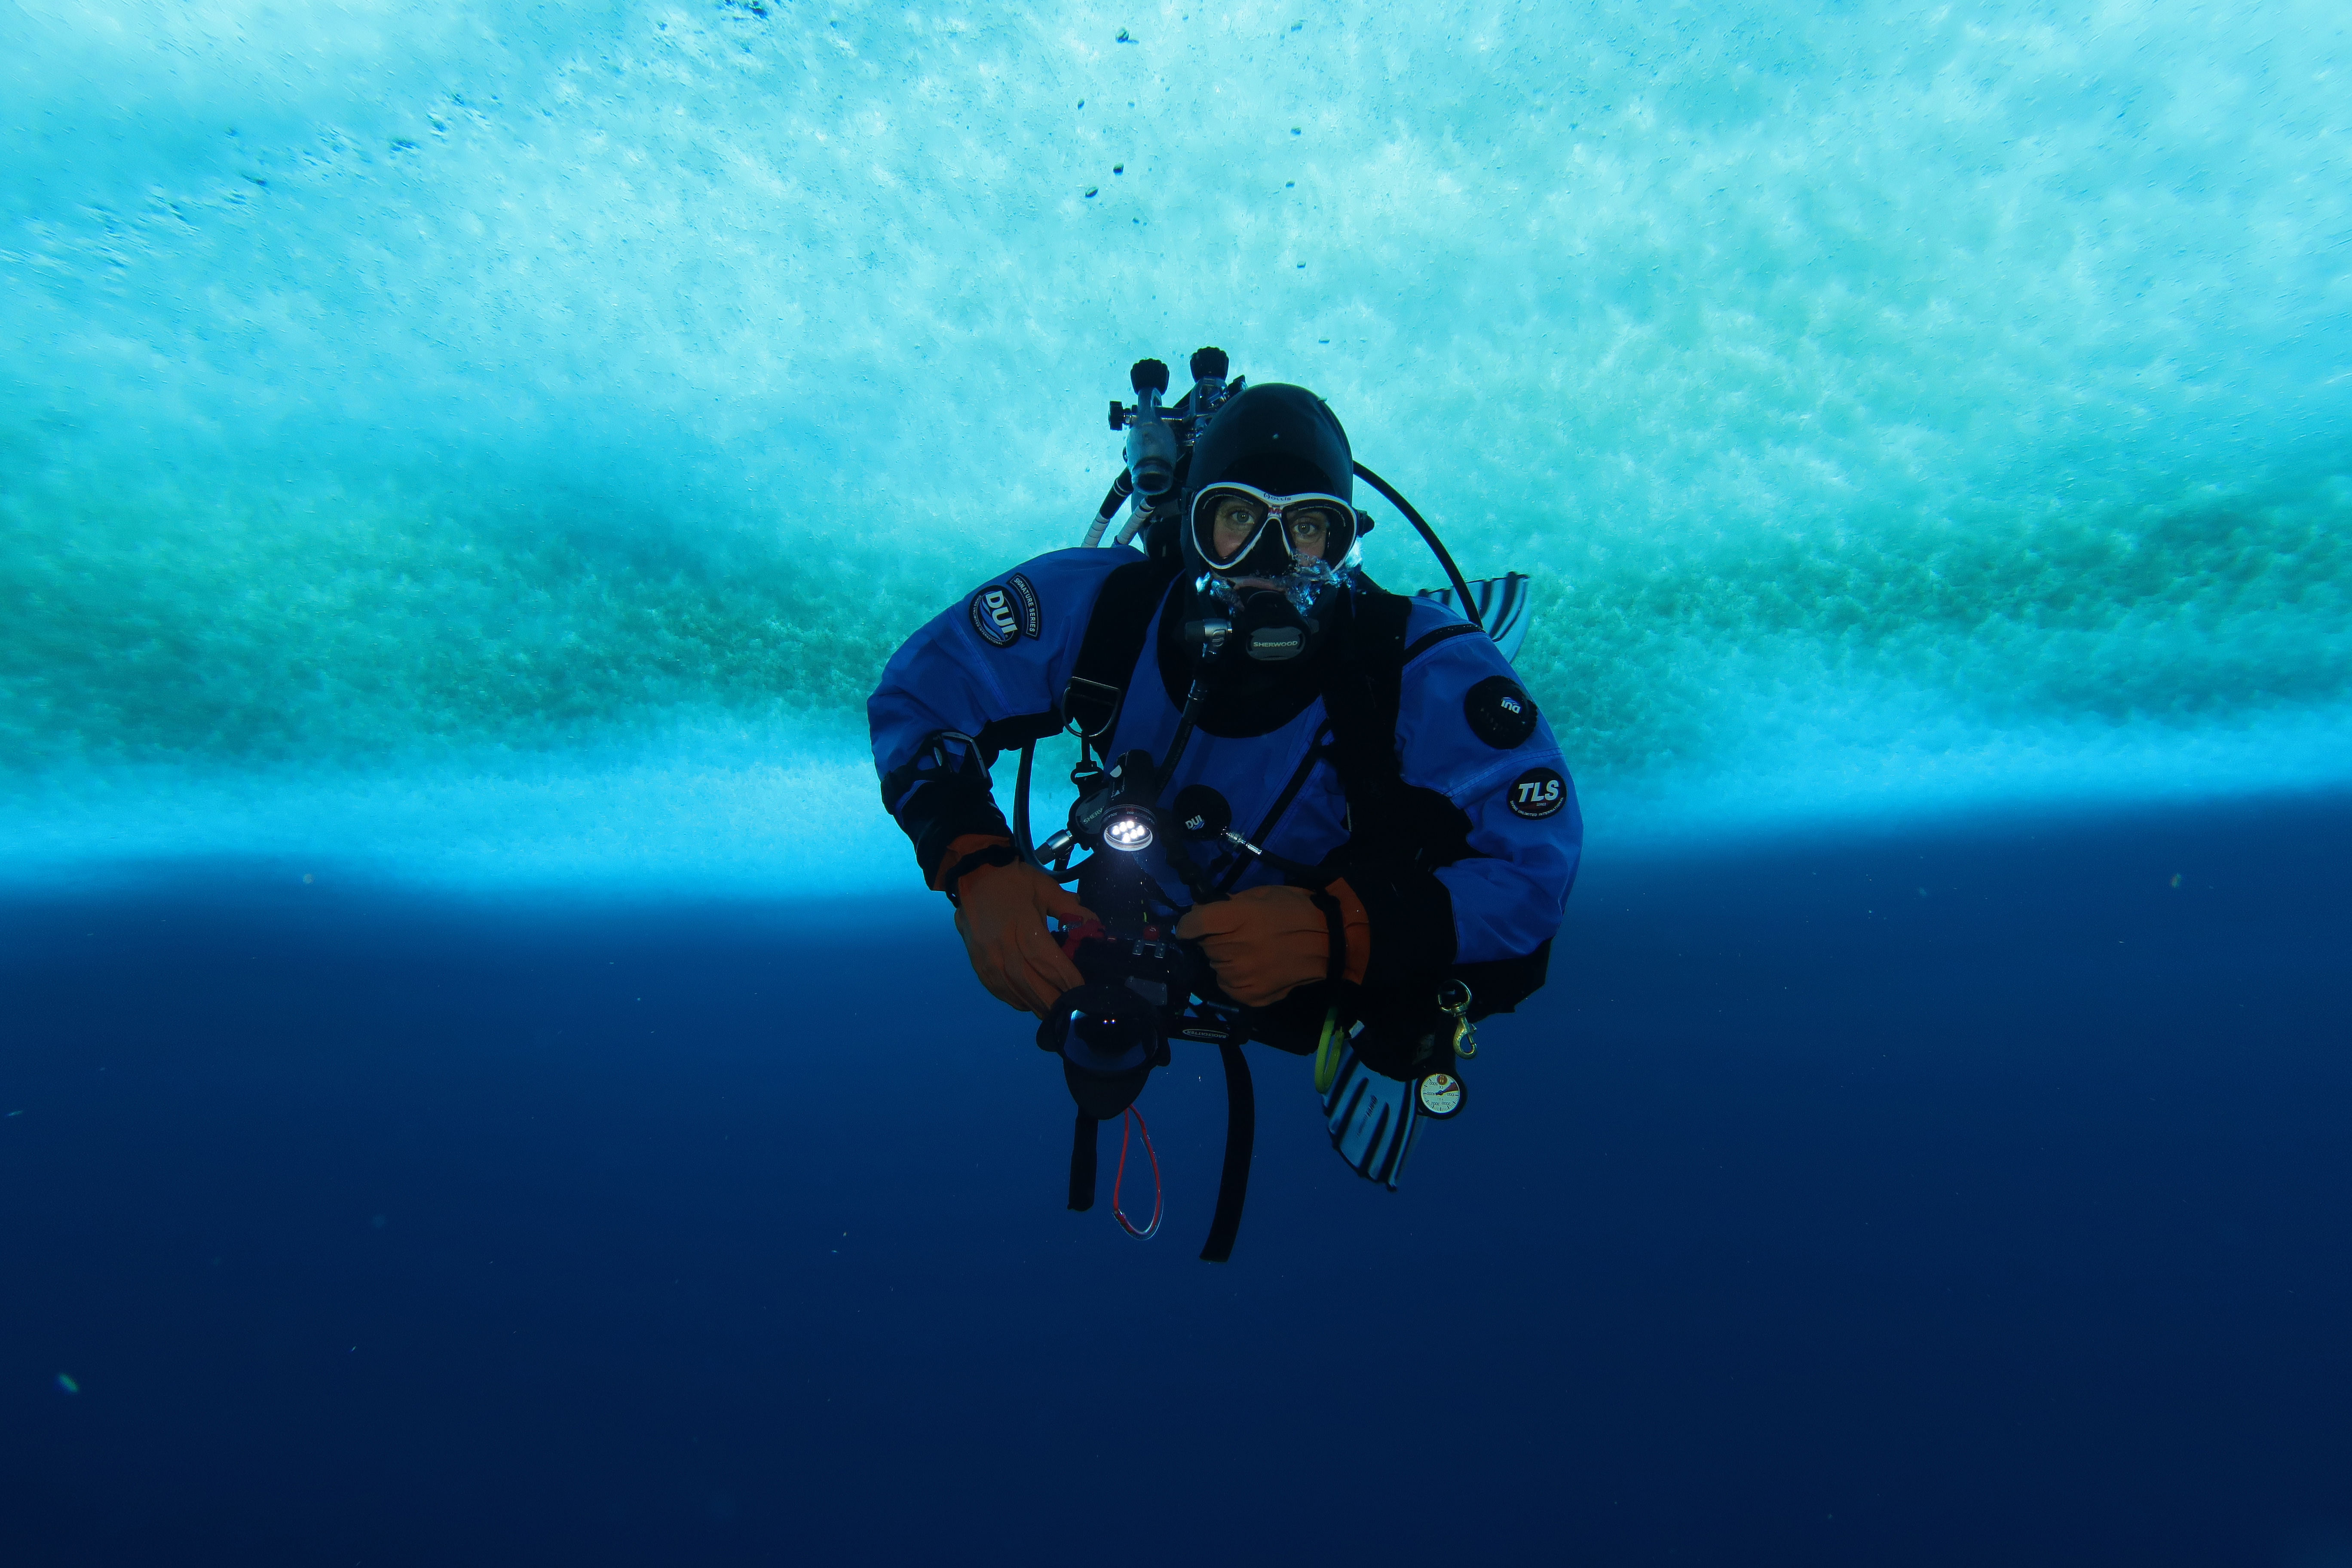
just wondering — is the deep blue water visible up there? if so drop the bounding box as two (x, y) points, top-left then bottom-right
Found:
(5, 796), (2349, 1566)
(6, 3), (2346, 1560)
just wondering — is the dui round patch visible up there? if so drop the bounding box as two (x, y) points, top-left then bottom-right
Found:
(1505, 766), (1568, 821)
(1172, 783), (1231, 839)
(969, 582), (1025, 647)
(1465, 675), (1539, 749)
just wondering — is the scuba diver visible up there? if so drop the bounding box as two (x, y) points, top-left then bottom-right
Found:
(869, 348), (1581, 1260)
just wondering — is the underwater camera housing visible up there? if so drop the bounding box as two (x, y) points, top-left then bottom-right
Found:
(1033, 741), (1255, 1259)
(1047, 750), (1217, 1077)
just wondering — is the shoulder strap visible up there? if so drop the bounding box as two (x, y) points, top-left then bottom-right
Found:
(1321, 580), (1476, 879)
(1067, 1112), (1099, 1212)
(1320, 580), (1413, 803)
(1403, 621), (1481, 664)
(1197, 1040), (1256, 1263)
(1060, 558), (1179, 741)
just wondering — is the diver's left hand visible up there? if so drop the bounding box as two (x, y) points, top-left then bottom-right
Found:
(937, 833), (1096, 1018)
(1175, 881), (1370, 1008)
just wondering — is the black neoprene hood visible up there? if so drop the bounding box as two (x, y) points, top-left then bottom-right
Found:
(1187, 383), (1354, 504)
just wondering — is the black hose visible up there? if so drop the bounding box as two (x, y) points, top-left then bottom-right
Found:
(1352, 461), (1483, 633)
(1152, 655), (1227, 905)
(1159, 674), (1210, 786)
(1013, 741), (1037, 864)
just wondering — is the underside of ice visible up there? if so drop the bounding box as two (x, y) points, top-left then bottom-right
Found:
(2, 0), (2345, 888)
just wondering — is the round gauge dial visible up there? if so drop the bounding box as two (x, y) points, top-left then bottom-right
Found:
(1417, 1072), (1464, 1117)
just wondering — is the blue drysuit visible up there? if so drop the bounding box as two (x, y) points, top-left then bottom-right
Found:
(869, 546), (1581, 1001)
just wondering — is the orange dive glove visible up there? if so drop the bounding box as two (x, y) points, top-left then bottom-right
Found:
(1173, 880), (1371, 1008)
(936, 833), (1098, 1019)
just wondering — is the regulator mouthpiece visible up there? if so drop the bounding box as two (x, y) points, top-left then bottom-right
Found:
(1206, 577), (1330, 663)
(1246, 622), (1307, 662)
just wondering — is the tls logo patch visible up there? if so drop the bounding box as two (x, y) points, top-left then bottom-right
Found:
(969, 573), (1042, 648)
(1506, 766), (1567, 821)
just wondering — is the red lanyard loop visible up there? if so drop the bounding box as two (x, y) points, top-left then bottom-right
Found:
(1113, 1105), (1163, 1240)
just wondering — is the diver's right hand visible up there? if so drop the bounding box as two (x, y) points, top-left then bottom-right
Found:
(939, 834), (1097, 1018)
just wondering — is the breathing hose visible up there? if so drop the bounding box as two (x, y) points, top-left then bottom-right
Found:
(1352, 461), (1484, 633)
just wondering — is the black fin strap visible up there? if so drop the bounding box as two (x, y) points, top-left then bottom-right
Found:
(1311, 890), (1347, 984)
(1198, 1041), (1256, 1263)
(1068, 1113), (1099, 1212)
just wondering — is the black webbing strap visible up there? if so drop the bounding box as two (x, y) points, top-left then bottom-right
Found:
(1060, 558), (1179, 740)
(1403, 621), (1482, 665)
(1320, 585), (1414, 808)
(1311, 889), (1347, 982)
(1198, 1041), (1256, 1263)
(1214, 724), (1332, 894)
(1067, 1113), (1099, 1212)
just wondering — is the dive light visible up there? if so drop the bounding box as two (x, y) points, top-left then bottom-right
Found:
(1069, 748), (1161, 856)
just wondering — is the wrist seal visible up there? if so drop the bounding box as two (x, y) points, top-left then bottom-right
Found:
(941, 844), (1018, 907)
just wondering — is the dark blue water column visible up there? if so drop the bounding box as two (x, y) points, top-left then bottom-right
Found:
(3, 794), (2348, 1565)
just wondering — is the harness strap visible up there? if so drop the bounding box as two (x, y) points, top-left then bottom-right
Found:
(1060, 558), (1180, 740)
(1198, 1040), (1256, 1263)
(1067, 1112), (1099, 1212)
(1320, 583), (1414, 806)
(1402, 621), (1482, 665)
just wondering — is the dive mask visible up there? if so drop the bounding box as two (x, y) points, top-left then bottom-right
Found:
(1191, 482), (1360, 579)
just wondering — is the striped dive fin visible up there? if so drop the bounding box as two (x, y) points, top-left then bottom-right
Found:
(1414, 571), (1532, 665)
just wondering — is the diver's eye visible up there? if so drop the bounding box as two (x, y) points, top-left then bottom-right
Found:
(1214, 497), (1263, 533)
(1285, 510), (1329, 543)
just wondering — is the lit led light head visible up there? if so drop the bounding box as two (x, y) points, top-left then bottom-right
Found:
(1101, 807), (1156, 852)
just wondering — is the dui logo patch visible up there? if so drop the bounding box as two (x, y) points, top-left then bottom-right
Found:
(1506, 766), (1568, 821)
(968, 573), (1042, 648)
(1465, 675), (1540, 750)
